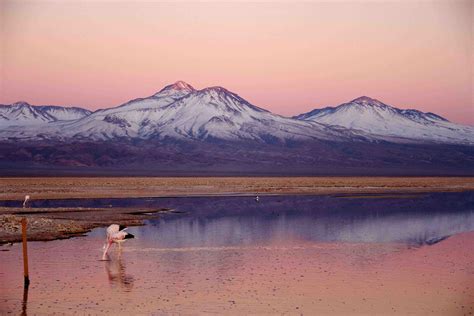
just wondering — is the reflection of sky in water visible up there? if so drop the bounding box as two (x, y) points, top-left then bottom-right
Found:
(2, 192), (474, 314)
(83, 192), (474, 247)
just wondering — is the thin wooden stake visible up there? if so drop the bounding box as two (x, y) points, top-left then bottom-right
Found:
(21, 218), (30, 287)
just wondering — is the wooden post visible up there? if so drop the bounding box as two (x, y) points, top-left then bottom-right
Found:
(21, 282), (29, 316)
(21, 218), (30, 287)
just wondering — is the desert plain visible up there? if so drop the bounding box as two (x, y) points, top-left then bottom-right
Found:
(1, 176), (473, 200)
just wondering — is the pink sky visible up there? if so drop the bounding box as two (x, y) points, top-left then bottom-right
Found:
(1, 1), (473, 124)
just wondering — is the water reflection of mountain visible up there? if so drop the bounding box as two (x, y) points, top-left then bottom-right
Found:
(13, 191), (474, 246)
(140, 192), (474, 247)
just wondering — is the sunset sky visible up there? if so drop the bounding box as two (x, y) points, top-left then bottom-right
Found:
(1, 1), (472, 124)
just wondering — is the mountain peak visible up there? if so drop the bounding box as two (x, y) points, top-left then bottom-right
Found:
(199, 86), (230, 94)
(197, 86), (254, 105)
(11, 101), (31, 107)
(350, 96), (383, 104)
(160, 81), (195, 92)
(152, 81), (196, 99)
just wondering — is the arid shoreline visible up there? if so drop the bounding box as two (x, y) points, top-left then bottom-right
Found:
(0, 207), (168, 244)
(1, 177), (473, 201)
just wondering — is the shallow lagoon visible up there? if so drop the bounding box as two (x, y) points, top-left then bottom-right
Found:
(1, 192), (474, 314)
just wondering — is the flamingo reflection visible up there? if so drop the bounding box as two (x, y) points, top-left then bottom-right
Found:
(104, 252), (135, 291)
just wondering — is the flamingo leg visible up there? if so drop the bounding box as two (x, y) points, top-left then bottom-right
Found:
(102, 240), (113, 260)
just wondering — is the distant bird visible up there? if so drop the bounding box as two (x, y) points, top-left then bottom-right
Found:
(255, 195), (260, 202)
(102, 224), (135, 260)
(23, 195), (30, 208)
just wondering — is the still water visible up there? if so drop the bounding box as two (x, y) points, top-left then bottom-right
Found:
(1, 192), (474, 314)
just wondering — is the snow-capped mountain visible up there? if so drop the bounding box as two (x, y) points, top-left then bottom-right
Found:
(295, 96), (474, 144)
(1, 85), (472, 145)
(0, 101), (91, 127)
(3, 81), (364, 142)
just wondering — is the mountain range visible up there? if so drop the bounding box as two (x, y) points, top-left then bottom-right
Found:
(0, 82), (364, 143)
(0, 81), (473, 175)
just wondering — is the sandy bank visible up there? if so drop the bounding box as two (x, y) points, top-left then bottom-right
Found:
(0, 207), (167, 244)
(1, 177), (473, 201)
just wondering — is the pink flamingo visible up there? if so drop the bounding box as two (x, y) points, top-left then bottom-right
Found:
(23, 195), (30, 208)
(102, 224), (135, 260)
